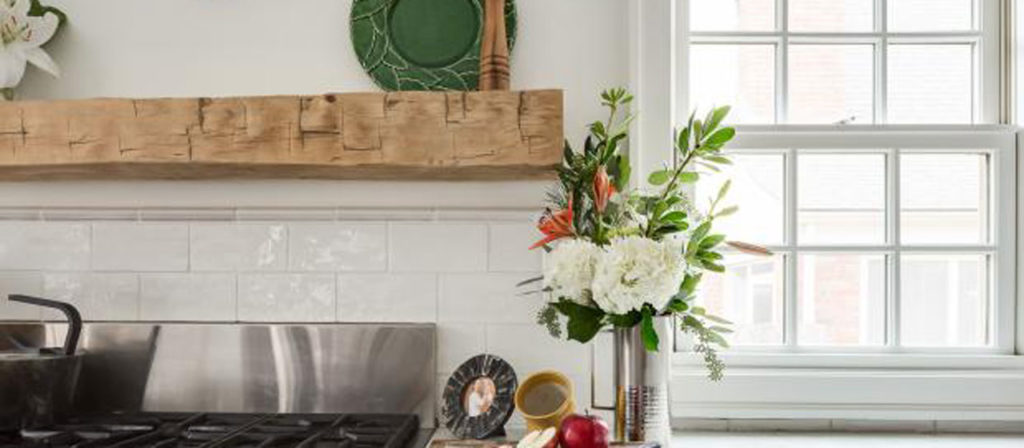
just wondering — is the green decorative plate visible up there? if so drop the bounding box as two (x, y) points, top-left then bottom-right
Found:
(350, 0), (517, 91)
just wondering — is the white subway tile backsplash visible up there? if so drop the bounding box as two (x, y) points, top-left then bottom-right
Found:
(0, 205), (581, 391)
(237, 274), (335, 322)
(140, 274), (235, 321)
(190, 224), (286, 271)
(436, 323), (486, 372)
(486, 324), (589, 376)
(389, 223), (487, 272)
(336, 273), (435, 322)
(488, 223), (542, 272)
(43, 273), (139, 321)
(290, 224), (387, 272)
(438, 273), (543, 323)
(0, 272), (44, 320)
(0, 222), (91, 271)
(93, 223), (189, 272)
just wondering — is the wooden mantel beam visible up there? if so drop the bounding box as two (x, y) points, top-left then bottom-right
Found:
(0, 89), (563, 180)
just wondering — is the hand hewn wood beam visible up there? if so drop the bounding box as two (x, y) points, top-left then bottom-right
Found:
(0, 89), (563, 180)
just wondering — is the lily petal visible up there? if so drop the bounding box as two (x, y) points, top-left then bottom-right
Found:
(0, 50), (27, 88)
(23, 12), (58, 47)
(23, 46), (57, 77)
(0, 0), (27, 16)
(2, 0), (28, 17)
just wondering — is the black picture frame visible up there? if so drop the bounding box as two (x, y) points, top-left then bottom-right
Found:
(441, 354), (518, 439)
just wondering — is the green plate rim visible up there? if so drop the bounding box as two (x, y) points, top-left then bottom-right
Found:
(350, 0), (517, 91)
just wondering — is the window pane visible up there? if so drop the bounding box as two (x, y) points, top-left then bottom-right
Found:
(798, 153), (886, 244)
(690, 45), (776, 124)
(901, 153), (988, 244)
(788, 44), (874, 124)
(700, 253), (785, 346)
(789, 0), (873, 32)
(888, 44), (974, 124)
(901, 254), (988, 347)
(798, 254), (886, 346)
(696, 153), (785, 245)
(690, 0), (776, 31)
(888, 0), (974, 31)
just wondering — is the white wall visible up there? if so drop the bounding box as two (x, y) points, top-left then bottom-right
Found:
(0, 0), (632, 427)
(18, 0), (628, 149)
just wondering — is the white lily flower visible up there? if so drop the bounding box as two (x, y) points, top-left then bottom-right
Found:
(0, 0), (59, 89)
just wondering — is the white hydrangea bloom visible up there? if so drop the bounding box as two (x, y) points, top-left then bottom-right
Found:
(543, 238), (602, 305)
(591, 236), (686, 314)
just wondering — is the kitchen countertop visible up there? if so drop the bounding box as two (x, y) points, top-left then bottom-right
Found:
(674, 431), (1024, 447)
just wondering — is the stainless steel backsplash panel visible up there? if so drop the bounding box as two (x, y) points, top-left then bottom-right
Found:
(0, 323), (436, 426)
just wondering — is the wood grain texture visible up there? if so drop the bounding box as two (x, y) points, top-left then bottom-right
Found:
(478, 0), (511, 90)
(0, 90), (562, 180)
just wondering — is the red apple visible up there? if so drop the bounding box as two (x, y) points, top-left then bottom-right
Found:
(558, 413), (610, 448)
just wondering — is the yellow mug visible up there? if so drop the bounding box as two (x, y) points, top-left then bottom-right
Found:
(514, 370), (576, 432)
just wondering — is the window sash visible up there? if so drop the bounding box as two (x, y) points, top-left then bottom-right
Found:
(682, 127), (1017, 355)
(678, 0), (1002, 124)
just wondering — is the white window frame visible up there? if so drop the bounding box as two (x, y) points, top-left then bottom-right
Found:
(626, 0), (1024, 420)
(713, 127), (1016, 356)
(678, 0), (1002, 125)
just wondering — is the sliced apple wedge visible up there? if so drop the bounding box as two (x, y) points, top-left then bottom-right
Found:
(516, 427), (558, 448)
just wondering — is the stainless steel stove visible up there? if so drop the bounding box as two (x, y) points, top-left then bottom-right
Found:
(0, 323), (437, 448)
(2, 413), (420, 448)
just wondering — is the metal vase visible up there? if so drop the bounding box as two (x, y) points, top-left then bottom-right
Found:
(591, 316), (674, 446)
(609, 316), (673, 447)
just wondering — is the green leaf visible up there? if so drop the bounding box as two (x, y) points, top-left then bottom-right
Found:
(701, 260), (726, 272)
(715, 205), (739, 218)
(666, 298), (689, 313)
(706, 106), (731, 132)
(704, 127), (736, 146)
(676, 127), (691, 152)
(716, 180), (732, 203)
(613, 155), (631, 191)
(709, 325), (734, 334)
(688, 222), (712, 252)
(608, 311), (643, 328)
(583, 136), (597, 156)
(705, 155), (732, 165)
(700, 234), (726, 249)
(662, 211), (687, 223)
(704, 313), (733, 325)
(682, 314), (704, 329)
(678, 172), (699, 183)
(648, 169), (673, 186)
(706, 331), (730, 348)
(641, 308), (660, 351)
(680, 273), (702, 297)
(552, 301), (606, 343)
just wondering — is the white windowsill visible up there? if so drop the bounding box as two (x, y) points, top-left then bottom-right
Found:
(671, 352), (1024, 421)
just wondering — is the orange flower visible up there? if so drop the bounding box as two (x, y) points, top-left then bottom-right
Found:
(593, 167), (615, 213)
(530, 197), (575, 249)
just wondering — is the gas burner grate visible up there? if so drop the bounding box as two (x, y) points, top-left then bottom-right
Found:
(4, 413), (419, 448)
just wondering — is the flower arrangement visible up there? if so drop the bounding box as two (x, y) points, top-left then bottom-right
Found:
(0, 0), (66, 100)
(525, 88), (769, 380)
